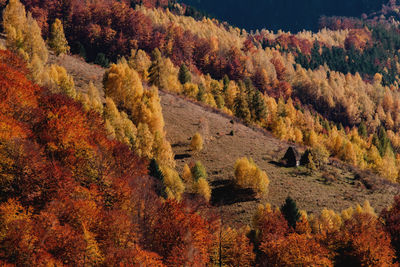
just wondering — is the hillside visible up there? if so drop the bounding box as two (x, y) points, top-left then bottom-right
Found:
(52, 52), (400, 226)
(161, 91), (400, 224)
(4, 0), (400, 265)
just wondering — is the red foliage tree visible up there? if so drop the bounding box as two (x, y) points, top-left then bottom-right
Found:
(144, 200), (214, 266)
(259, 234), (333, 266)
(334, 212), (396, 266)
(0, 49), (216, 266)
(381, 195), (400, 262)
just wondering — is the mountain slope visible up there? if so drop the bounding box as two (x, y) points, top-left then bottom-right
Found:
(53, 52), (400, 226)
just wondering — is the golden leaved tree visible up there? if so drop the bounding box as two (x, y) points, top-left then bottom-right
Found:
(79, 82), (103, 114)
(48, 18), (70, 56)
(191, 132), (204, 152)
(48, 64), (76, 98)
(181, 163), (192, 182)
(104, 97), (137, 147)
(194, 178), (211, 202)
(128, 49), (151, 81)
(3, 0), (48, 83)
(103, 60), (175, 167)
(3, 0), (48, 62)
(234, 157), (269, 195)
(103, 61), (182, 198)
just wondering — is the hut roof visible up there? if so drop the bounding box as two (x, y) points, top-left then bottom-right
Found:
(284, 146), (301, 161)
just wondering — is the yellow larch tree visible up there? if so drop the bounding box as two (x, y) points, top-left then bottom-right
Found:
(48, 64), (76, 98)
(104, 97), (137, 147)
(48, 18), (70, 56)
(194, 177), (211, 202)
(181, 163), (193, 182)
(4, 3), (48, 63)
(103, 60), (143, 109)
(233, 157), (269, 195)
(3, 0), (48, 84)
(84, 82), (103, 114)
(135, 123), (154, 159)
(82, 224), (104, 266)
(161, 166), (185, 201)
(210, 226), (255, 266)
(152, 131), (175, 168)
(191, 132), (204, 152)
(128, 49), (151, 81)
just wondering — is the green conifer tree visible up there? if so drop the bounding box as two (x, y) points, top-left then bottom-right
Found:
(358, 121), (367, 138)
(234, 89), (251, 123)
(251, 90), (267, 122)
(148, 158), (167, 197)
(149, 159), (163, 181)
(178, 64), (191, 84)
(281, 196), (300, 229)
(191, 161), (208, 181)
(197, 84), (206, 102)
(222, 75), (230, 93)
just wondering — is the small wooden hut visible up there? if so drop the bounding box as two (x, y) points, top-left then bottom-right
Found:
(300, 149), (312, 166)
(282, 147), (300, 167)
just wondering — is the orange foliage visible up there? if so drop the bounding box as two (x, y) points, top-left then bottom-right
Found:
(271, 56), (287, 81)
(382, 196), (400, 261)
(0, 50), (40, 121)
(254, 205), (332, 266)
(260, 234), (333, 266)
(266, 33), (314, 54)
(253, 205), (289, 245)
(0, 50), (214, 266)
(0, 114), (29, 140)
(145, 200), (214, 266)
(344, 28), (372, 51)
(334, 212), (396, 266)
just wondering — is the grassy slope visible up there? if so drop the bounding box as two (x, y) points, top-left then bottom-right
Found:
(51, 53), (400, 226)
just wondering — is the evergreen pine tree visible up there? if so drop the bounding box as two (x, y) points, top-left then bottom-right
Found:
(149, 158), (163, 181)
(222, 75), (230, 93)
(178, 64), (191, 84)
(373, 126), (393, 156)
(148, 158), (167, 198)
(281, 196), (300, 228)
(358, 121), (367, 138)
(197, 84), (206, 102)
(191, 161), (208, 181)
(234, 89), (251, 123)
(379, 126), (391, 154)
(251, 90), (267, 122)
(94, 53), (110, 67)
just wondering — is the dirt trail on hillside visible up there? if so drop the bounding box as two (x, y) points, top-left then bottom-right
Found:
(55, 54), (400, 226)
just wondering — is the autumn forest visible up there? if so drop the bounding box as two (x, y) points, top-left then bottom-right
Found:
(3, 0), (400, 266)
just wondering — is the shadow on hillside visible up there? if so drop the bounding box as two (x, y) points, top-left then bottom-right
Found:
(211, 180), (257, 206)
(269, 160), (284, 167)
(174, 153), (191, 160)
(171, 141), (186, 148)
